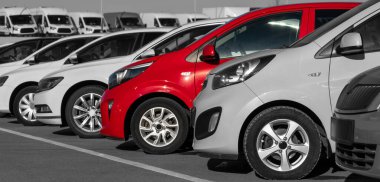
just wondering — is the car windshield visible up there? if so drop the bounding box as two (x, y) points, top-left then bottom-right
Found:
(192, 18), (206, 22)
(159, 18), (178, 27)
(83, 17), (102, 26)
(291, 0), (377, 48)
(120, 17), (141, 26)
(48, 15), (71, 25)
(9, 15), (34, 25)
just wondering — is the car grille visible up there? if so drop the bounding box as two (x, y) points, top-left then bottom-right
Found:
(58, 28), (71, 33)
(20, 28), (34, 33)
(93, 29), (101, 33)
(336, 85), (380, 111)
(336, 142), (377, 170)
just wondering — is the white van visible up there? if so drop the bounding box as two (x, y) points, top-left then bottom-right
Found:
(30, 7), (76, 36)
(175, 13), (209, 25)
(70, 12), (109, 34)
(104, 12), (145, 31)
(140, 13), (179, 28)
(0, 7), (38, 36)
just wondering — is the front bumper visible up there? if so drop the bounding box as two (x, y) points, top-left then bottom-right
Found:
(34, 85), (68, 125)
(0, 85), (15, 113)
(192, 79), (263, 159)
(100, 85), (139, 140)
(332, 111), (380, 179)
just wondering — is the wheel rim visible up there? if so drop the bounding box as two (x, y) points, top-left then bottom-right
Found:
(18, 93), (37, 122)
(72, 93), (102, 133)
(256, 119), (309, 172)
(139, 107), (179, 147)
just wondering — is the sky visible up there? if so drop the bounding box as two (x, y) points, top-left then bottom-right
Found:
(0, 0), (367, 14)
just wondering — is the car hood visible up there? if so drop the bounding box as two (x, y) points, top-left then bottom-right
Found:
(210, 49), (284, 74)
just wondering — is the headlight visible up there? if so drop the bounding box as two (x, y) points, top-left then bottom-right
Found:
(86, 27), (92, 32)
(212, 55), (275, 90)
(50, 27), (57, 30)
(13, 27), (20, 31)
(108, 62), (153, 89)
(0, 76), (8, 87)
(38, 77), (64, 92)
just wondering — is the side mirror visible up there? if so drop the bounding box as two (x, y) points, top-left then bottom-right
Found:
(337, 32), (364, 55)
(200, 44), (219, 63)
(28, 56), (36, 65)
(140, 49), (156, 59)
(68, 54), (79, 64)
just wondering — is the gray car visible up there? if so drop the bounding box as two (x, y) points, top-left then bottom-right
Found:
(332, 66), (380, 179)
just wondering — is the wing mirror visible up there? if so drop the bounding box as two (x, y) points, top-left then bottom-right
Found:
(140, 49), (156, 59)
(68, 54), (79, 64)
(200, 44), (219, 63)
(337, 32), (364, 55)
(27, 56), (36, 65)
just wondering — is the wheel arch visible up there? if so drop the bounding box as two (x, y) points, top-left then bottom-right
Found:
(9, 82), (39, 114)
(238, 100), (330, 158)
(124, 92), (190, 138)
(60, 80), (107, 126)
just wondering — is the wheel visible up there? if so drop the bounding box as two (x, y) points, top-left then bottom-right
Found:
(131, 97), (189, 154)
(13, 85), (43, 126)
(243, 106), (322, 180)
(65, 85), (105, 138)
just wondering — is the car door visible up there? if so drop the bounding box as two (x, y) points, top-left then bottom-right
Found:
(194, 10), (307, 94)
(329, 11), (380, 111)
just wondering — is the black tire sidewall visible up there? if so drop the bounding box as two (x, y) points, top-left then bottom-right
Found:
(244, 106), (322, 180)
(131, 97), (189, 154)
(65, 85), (105, 138)
(13, 86), (42, 126)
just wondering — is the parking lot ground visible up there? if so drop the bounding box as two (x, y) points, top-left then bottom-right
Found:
(0, 116), (378, 182)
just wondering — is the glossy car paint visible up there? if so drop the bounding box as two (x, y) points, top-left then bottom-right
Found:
(100, 3), (358, 140)
(193, 1), (380, 160)
(34, 19), (229, 126)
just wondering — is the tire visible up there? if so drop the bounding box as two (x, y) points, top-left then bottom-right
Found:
(131, 97), (189, 154)
(0, 113), (7, 118)
(243, 106), (322, 180)
(65, 85), (105, 138)
(13, 85), (43, 126)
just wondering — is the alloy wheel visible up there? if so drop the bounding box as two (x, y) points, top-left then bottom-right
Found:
(139, 107), (179, 147)
(18, 93), (37, 122)
(71, 93), (102, 133)
(256, 119), (309, 172)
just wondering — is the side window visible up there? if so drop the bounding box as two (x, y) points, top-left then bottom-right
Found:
(0, 41), (38, 63)
(78, 34), (138, 63)
(153, 25), (219, 55)
(33, 15), (42, 25)
(43, 16), (48, 27)
(41, 39), (56, 47)
(79, 18), (84, 28)
(315, 10), (347, 29)
(215, 12), (302, 59)
(353, 13), (380, 52)
(0, 16), (5, 26)
(143, 32), (165, 45)
(35, 38), (92, 63)
(154, 18), (159, 27)
(6, 18), (10, 28)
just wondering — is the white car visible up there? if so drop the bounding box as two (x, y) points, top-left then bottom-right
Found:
(34, 19), (230, 138)
(0, 34), (103, 125)
(193, 0), (380, 180)
(70, 12), (109, 34)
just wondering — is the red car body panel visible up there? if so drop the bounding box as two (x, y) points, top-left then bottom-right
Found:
(100, 3), (359, 139)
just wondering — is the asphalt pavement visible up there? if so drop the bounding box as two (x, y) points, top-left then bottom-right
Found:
(0, 116), (378, 182)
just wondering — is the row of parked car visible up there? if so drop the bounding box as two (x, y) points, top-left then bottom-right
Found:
(1, 0), (380, 180)
(0, 6), (252, 37)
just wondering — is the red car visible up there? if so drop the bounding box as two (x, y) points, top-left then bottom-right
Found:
(101, 3), (359, 154)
